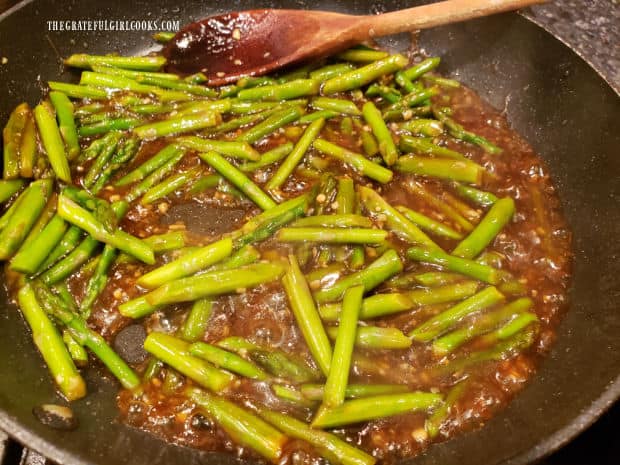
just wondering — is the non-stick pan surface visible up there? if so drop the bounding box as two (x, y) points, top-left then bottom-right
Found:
(0, 1), (619, 464)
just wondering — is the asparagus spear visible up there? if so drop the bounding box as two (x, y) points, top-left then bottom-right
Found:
(48, 82), (109, 99)
(400, 119), (444, 137)
(395, 155), (484, 184)
(17, 284), (87, 401)
(291, 214), (372, 229)
(3, 103), (29, 179)
(137, 237), (233, 288)
(10, 215), (68, 274)
(312, 392), (443, 428)
(272, 384), (316, 407)
(0, 179), (52, 260)
(179, 299), (213, 342)
(189, 342), (269, 380)
(178, 136), (260, 161)
(399, 135), (466, 161)
(141, 166), (200, 204)
(120, 263), (285, 317)
(277, 227), (387, 244)
(282, 254), (332, 376)
(396, 205), (463, 240)
(124, 150), (186, 203)
(90, 136), (141, 193)
(65, 54), (166, 70)
(83, 131), (122, 189)
(311, 97), (361, 116)
(237, 79), (319, 100)
(239, 143), (294, 172)
(301, 383), (410, 401)
(199, 151), (276, 210)
(362, 101), (399, 166)
(0, 179), (25, 202)
(144, 333), (234, 391)
(313, 249), (403, 303)
(115, 143), (181, 187)
(236, 105), (304, 144)
(452, 197), (515, 259)
(34, 102), (71, 183)
(258, 409), (376, 465)
(62, 329), (89, 367)
(266, 117), (325, 190)
(250, 348), (321, 383)
(452, 183), (499, 208)
(49, 91), (79, 160)
(133, 111), (219, 139)
(337, 48), (389, 62)
(425, 380), (469, 438)
(19, 114), (37, 178)
(57, 195), (154, 264)
(322, 54), (408, 94)
(406, 246), (500, 285)
(326, 325), (411, 349)
(357, 185), (437, 248)
(188, 388), (286, 462)
(309, 63), (356, 82)
(409, 286), (505, 342)
(31, 280), (140, 389)
(79, 245), (117, 318)
(313, 139), (393, 183)
(322, 285), (363, 407)
(432, 297), (534, 355)
(433, 108), (502, 154)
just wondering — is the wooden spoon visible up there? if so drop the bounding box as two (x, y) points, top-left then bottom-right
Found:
(163, 0), (544, 85)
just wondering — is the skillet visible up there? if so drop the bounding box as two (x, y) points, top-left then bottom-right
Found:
(0, 1), (618, 464)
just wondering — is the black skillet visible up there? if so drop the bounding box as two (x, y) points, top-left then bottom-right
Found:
(0, 1), (619, 464)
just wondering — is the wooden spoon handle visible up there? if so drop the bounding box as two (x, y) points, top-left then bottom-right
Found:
(360, 0), (545, 37)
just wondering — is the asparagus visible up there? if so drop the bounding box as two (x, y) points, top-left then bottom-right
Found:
(396, 155), (484, 184)
(90, 64), (179, 81)
(432, 297), (534, 355)
(319, 281), (478, 321)
(237, 105), (303, 144)
(309, 63), (356, 82)
(0, 179), (52, 260)
(17, 284), (87, 401)
(357, 185), (437, 248)
(277, 227), (387, 244)
(433, 108), (502, 154)
(313, 249), (403, 303)
(239, 143), (294, 172)
(266, 117), (325, 190)
(189, 342), (269, 380)
(10, 215), (68, 274)
(382, 88), (438, 118)
(237, 79), (319, 100)
(282, 254), (332, 376)
(31, 280), (140, 389)
(409, 286), (505, 342)
(291, 214), (372, 229)
(115, 143), (181, 187)
(259, 409), (376, 465)
(62, 329), (89, 367)
(396, 205), (463, 240)
(406, 246), (500, 285)
(327, 325), (411, 349)
(337, 48), (389, 62)
(362, 101), (399, 166)
(272, 384), (316, 407)
(49, 91), (79, 160)
(2, 103), (28, 179)
(125, 150), (185, 203)
(402, 57), (441, 81)
(137, 237), (233, 288)
(479, 311), (538, 345)
(65, 54), (166, 71)
(78, 117), (142, 137)
(0, 179), (25, 202)
(40, 235), (99, 285)
(177, 136), (259, 161)
(205, 110), (271, 135)
(34, 102), (71, 183)
(312, 392), (443, 428)
(322, 54), (409, 94)
(423, 74), (461, 88)
(57, 195), (154, 264)
(405, 181), (474, 232)
(90, 136), (141, 193)
(83, 131), (122, 189)
(399, 135), (466, 160)
(144, 333), (234, 391)
(48, 82), (108, 99)
(120, 263), (285, 317)
(298, 110), (338, 124)
(311, 97), (361, 116)
(80, 72), (190, 101)
(188, 388), (286, 462)
(250, 348), (321, 383)
(452, 197), (515, 259)
(133, 111), (219, 139)
(452, 183), (498, 208)
(199, 151), (276, 210)
(400, 118), (444, 137)
(365, 83), (402, 103)
(141, 166), (200, 204)
(79, 246), (117, 318)
(179, 299), (213, 342)
(301, 383), (410, 401)
(425, 380), (468, 438)
(313, 139), (393, 183)
(322, 285), (363, 407)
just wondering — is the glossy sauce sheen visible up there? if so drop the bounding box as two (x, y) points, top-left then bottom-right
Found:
(62, 83), (571, 463)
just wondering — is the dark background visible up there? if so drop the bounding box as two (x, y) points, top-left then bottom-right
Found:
(0, 0), (618, 464)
